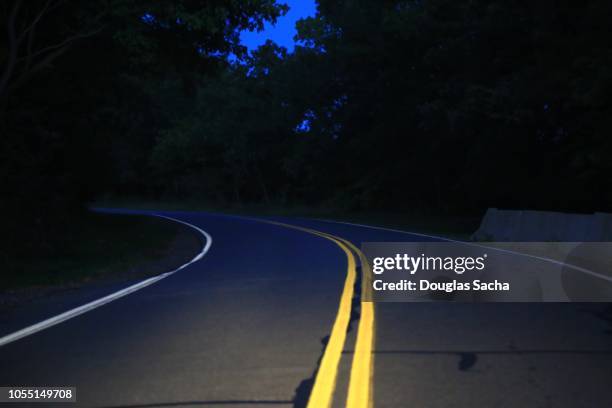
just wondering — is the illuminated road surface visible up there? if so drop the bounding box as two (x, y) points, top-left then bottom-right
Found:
(1, 211), (611, 407)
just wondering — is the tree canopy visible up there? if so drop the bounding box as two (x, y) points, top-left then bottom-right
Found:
(2, 0), (611, 249)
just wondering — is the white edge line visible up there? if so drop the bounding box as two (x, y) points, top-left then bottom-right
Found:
(0, 214), (212, 348)
(313, 218), (612, 284)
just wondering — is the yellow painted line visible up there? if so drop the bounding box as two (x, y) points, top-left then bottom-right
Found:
(340, 238), (376, 408)
(261, 221), (357, 408)
(248, 219), (376, 408)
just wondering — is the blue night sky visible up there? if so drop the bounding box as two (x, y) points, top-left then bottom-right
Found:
(240, 0), (317, 52)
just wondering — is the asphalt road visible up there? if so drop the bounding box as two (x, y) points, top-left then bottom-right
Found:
(1, 211), (612, 408)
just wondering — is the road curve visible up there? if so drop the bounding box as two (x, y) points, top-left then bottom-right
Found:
(1, 210), (612, 408)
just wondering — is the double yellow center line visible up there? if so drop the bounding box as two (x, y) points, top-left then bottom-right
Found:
(261, 220), (375, 408)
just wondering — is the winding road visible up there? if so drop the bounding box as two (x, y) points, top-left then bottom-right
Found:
(1, 210), (612, 407)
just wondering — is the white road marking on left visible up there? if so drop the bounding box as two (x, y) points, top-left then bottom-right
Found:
(0, 214), (212, 347)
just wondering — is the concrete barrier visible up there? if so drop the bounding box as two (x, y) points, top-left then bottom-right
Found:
(472, 208), (612, 241)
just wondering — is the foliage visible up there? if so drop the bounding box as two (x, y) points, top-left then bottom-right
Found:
(2, 0), (612, 257)
(0, 0), (287, 249)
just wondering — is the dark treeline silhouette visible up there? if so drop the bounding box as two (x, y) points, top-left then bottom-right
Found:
(2, 0), (612, 250)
